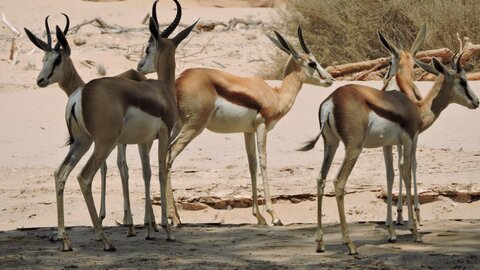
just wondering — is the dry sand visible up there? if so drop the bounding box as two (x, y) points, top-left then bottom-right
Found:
(0, 0), (479, 269)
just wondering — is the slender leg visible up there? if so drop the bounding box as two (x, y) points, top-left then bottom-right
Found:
(77, 142), (117, 251)
(316, 134), (339, 253)
(402, 139), (421, 242)
(383, 146), (397, 242)
(244, 132), (267, 225)
(114, 144), (136, 237)
(167, 111), (212, 226)
(54, 137), (92, 251)
(138, 142), (155, 239)
(142, 140), (159, 232)
(333, 148), (362, 255)
(158, 126), (174, 241)
(165, 168), (180, 227)
(396, 145), (405, 225)
(99, 161), (107, 224)
(256, 122), (282, 226)
(412, 150), (421, 225)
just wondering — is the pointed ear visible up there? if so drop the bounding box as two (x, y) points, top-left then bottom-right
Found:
(266, 34), (290, 55)
(410, 22), (427, 56)
(149, 17), (159, 41)
(431, 58), (448, 74)
(172, 19), (199, 47)
(378, 31), (399, 58)
(24, 28), (51, 51)
(413, 58), (439, 75)
(273, 30), (299, 58)
(55, 25), (70, 56)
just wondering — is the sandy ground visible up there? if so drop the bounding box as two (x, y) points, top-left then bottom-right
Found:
(0, 0), (479, 269)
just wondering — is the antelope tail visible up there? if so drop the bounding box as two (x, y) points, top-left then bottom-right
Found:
(297, 112), (329, 151)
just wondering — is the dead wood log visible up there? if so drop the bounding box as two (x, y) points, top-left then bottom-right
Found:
(460, 37), (480, 66)
(326, 48), (455, 78)
(415, 48), (453, 62)
(326, 57), (390, 78)
(467, 71), (480, 80)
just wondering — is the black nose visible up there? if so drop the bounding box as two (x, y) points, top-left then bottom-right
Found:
(37, 78), (47, 87)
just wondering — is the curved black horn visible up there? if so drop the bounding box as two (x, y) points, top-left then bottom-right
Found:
(44, 16), (52, 49)
(450, 53), (458, 69)
(54, 13), (71, 51)
(152, 0), (159, 27)
(297, 26), (310, 54)
(456, 52), (464, 73)
(161, 0), (182, 38)
(61, 13), (70, 36)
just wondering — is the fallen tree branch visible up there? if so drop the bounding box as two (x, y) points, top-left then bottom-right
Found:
(2, 12), (21, 36)
(460, 37), (480, 66)
(353, 62), (383, 80)
(326, 57), (390, 78)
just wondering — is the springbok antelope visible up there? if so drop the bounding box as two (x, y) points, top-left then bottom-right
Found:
(143, 27), (334, 226)
(23, 13), (176, 238)
(377, 23), (426, 226)
(299, 56), (479, 254)
(28, 4), (196, 251)
(94, 0), (184, 229)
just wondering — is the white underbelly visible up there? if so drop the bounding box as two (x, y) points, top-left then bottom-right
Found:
(363, 112), (403, 148)
(119, 107), (163, 144)
(206, 96), (258, 133)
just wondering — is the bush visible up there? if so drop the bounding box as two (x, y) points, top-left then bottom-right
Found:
(263, 0), (480, 79)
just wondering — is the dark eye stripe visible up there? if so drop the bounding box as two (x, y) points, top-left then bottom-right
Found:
(308, 62), (317, 68)
(47, 55), (61, 79)
(53, 55), (62, 66)
(460, 78), (474, 102)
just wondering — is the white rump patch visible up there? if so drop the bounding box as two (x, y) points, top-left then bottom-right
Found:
(66, 87), (90, 137)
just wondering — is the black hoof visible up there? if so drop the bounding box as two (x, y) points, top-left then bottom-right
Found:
(104, 246), (116, 252)
(61, 247), (73, 252)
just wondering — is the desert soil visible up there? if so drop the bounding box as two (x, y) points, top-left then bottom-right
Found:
(0, 0), (479, 269)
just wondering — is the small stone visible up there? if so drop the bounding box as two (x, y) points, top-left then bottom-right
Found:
(73, 38), (86, 46)
(290, 198), (302, 204)
(181, 202), (208, 211)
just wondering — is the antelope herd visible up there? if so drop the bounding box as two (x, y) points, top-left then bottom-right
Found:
(24, 0), (478, 254)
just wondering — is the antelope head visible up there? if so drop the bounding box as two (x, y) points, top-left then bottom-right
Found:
(267, 26), (334, 87)
(137, 0), (186, 74)
(378, 23), (427, 82)
(414, 55), (479, 109)
(24, 14), (71, 88)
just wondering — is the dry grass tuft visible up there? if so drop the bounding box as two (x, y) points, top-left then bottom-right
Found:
(262, 0), (480, 79)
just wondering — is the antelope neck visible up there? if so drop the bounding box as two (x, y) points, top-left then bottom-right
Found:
(276, 56), (306, 115)
(59, 58), (85, 97)
(417, 74), (449, 132)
